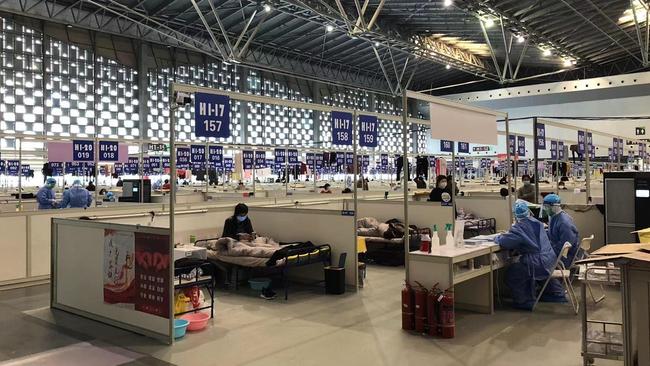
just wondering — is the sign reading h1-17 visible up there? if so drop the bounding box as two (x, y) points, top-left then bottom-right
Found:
(194, 92), (231, 138)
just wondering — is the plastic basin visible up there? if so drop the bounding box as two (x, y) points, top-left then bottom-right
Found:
(174, 319), (190, 339)
(248, 277), (271, 291)
(181, 312), (211, 331)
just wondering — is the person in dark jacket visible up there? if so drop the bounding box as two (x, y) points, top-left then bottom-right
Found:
(428, 175), (450, 203)
(221, 203), (255, 241)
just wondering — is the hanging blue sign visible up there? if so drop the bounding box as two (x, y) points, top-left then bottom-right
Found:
(242, 150), (254, 170)
(98, 141), (119, 161)
(49, 162), (63, 176)
(255, 151), (267, 168)
(72, 140), (94, 161)
(336, 152), (345, 166)
(0, 160), (4, 174)
(127, 157), (139, 174)
(458, 141), (469, 154)
(613, 137), (619, 157)
(590, 144), (596, 160)
(191, 145), (206, 163)
(21, 165), (31, 177)
(460, 158), (466, 168)
(331, 111), (353, 145)
(359, 115), (378, 148)
(381, 154), (388, 167)
(176, 147), (190, 168)
(577, 131), (586, 154)
(428, 156), (437, 169)
(551, 140), (558, 160)
(362, 155), (370, 167)
(536, 123), (546, 150)
(114, 163), (123, 175)
(345, 152), (354, 166)
(586, 132), (593, 149)
(315, 154), (324, 170)
(275, 149), (286, 164)
(162, 157), (171, 169)
(209, 146), (223, 167)
(288, 149), (299, 165)
(559, 142), (565, 160)
(608, 148), (614, 162)
(517, 136), (526, 156)
(194, 92), (230, 138)
(508, 135), (516, 155)
(142, 157), (152, 175)
(618, 138), (624, 157)
(223, 158), (234, 172)
(306, 153), (314, 166)
(440, 140), (453, 153)
(192, 162), (204, 172)
(150, 157), (161, 170)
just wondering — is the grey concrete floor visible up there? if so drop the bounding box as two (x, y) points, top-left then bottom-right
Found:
(0, 265), (622, 366)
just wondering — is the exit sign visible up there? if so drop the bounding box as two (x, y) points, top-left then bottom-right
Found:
(636, 127), (646, 136)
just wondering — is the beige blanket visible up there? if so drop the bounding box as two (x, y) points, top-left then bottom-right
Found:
(197, 236), (284, 267)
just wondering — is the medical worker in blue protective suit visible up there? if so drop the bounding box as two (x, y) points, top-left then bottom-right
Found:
(60, 180), (93, 208)
(542, 194), (580, 267)
(495, 200), (558, 310)
(36, 178), (58, 209)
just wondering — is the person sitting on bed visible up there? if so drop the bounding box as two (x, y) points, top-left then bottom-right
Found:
(222, 203), (256, 241)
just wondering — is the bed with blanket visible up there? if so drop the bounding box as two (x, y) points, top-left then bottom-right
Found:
(194, 236), (331, 300)
(357, 217), (424, 266)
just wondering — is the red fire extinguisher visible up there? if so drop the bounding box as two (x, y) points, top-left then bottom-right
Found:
(427, 284), (441, 336)
(401, 282), (414, 331)
(439, 288), (455, 339)
(413, 282), (428, 334)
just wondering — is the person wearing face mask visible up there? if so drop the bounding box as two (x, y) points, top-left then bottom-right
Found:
(36, 178), (59, 209)
(428, 175), (449, 202)
(541, 194), (580, 266)
(494, 200), (557, 310)
(222, 203), (255, 241)
(60, 179), (93, 209)
(517, 174), (536, 202)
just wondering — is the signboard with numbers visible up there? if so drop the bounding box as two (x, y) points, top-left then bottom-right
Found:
(143, 158), (153, 174)
(508, 135), (516, 155)
(517, 136), (526, 156)
(242, 150), (254, 170)
(362, 155), (370, 167)
(331, 111), (353, 145)
(559, 142), (565, 160)
(114, 163), (123, 175)
(359, 115), (378, 148)
(274, 149), (286, 164)
(587, 132), (593, 149)
(457, 141), (469, 154)
(0, 160), (4, 174)
(127, 157), (139, 175)
(536, 123), (546, 150)
(21, 165), (31, 177)
(577, 131), (586, 154)
(380, 154), (388, 167)
(345, 152), (354, 166)
(223, 158), (234, 172)
(73, 140), (94, 161)
(150, 157), (161, 170)
(336, 152), (345, 166)
(49, 162), (63, 176)
(190, 145), (206, 163)
(288, 149), (299, 165)
(147, 143), (167, 152)
(176, 147), (190, 168)
(255, 151), (266, 168)
(209, 146), (223, 167)
(440, 140), (453, 153)
(618, 138), (624, 157)
(608, 148), (614, 162)
(99, 141), (119, 161)
(551, 140), (558, 160)
(162, 157), (170, 169)
(194, 93), (230, 138)
(306, 153), (314, 166)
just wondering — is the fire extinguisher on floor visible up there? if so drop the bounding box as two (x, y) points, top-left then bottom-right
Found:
(401, 282), (414, 331)
(439, 288), (455, 339)
(427, 284), (441, 336)
(413, 282), (428, 334)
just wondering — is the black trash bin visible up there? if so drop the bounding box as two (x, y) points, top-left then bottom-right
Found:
(324, 267), (345, 295)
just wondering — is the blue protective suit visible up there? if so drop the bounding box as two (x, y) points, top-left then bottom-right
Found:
(36, 186), (56, 210)
(548, 211), (580, 267)
(60, 186), (93, 208)
(495, 216), (559, 308)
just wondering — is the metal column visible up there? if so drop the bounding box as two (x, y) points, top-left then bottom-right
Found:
(401, 93), (410, 283)
(533, 117), (540, 204)
(505, 115), (513, 224)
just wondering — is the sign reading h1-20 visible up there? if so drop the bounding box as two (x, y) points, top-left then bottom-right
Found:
(194, 92), (230, 138)
(99, 141), (119, 161)
(73, 140), (94, 161)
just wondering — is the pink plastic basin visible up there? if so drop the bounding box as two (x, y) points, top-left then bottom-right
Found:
(181, 312), (210, 331)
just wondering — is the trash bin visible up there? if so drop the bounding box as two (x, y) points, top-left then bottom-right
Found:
(324, 267), (345, 295)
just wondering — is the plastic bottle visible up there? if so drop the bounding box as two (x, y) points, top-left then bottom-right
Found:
(430, 225), (440, 252)
(419, 232), (431, 253)
(445, 224), (454, 246)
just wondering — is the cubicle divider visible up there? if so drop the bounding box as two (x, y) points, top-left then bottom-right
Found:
(456, 196), (512, 232)
(51, 218), (173, 344)
(564, 204), (605, 250)
(354, 199), (454, 232)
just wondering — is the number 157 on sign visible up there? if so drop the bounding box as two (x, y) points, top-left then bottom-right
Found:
(194, 93), (231, 138)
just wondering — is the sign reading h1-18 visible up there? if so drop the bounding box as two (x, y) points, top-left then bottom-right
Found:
(194, 92), (231, 138)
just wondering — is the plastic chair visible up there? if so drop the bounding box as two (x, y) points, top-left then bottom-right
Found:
(571, 234), (605, 304)
(533, 242), (579, 314)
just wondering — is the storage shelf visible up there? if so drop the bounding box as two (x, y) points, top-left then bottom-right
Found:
(453, 266), (491, 285)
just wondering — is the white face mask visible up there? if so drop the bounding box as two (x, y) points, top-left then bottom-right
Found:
(439, 182), (448, 189)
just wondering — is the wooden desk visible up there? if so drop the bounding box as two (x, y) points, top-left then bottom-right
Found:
(408, 243), (506, 314)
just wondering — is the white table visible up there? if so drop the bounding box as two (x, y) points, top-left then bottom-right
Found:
(408, 242), (512, 314)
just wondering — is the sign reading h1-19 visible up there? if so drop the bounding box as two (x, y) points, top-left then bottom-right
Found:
(99, 141), (119, 161)
(73, 140), (94, 161)
(331, 111), (353, 145)
(194, 92), (231, 138)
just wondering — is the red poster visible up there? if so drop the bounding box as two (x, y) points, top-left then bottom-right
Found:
(103, 230), (136, 305)
(134, 232), (171, 319)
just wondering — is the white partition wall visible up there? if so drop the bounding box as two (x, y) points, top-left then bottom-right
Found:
(52, 219), (173, 343)
(248, 207), (357, 287)
(456, 196), (512, 231)
(355, 199), (454, 231)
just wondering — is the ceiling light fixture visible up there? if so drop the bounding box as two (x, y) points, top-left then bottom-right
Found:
(563, 59), (572, 67)
(542, 48), (552, 57)
(374, 41), (381, 47)
(326, 24), (334, 32)
(443, 0), (453, 7)
(263, 4), (272, 12)
(483, 17), (495, 28)
(517, 35), (525, 43)
(446, 64), (451, 70)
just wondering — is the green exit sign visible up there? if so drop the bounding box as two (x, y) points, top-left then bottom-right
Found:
(636, 127), (646, 136)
